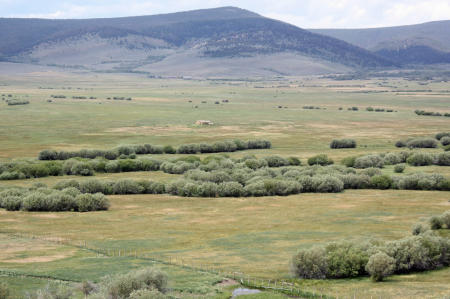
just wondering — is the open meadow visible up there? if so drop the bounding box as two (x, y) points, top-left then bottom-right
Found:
(0, 68), (449, 298)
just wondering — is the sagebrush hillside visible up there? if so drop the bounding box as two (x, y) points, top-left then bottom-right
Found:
(0, 7), (394, 76)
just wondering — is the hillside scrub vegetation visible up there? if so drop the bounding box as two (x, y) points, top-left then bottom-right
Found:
(38, 139), (271, 160)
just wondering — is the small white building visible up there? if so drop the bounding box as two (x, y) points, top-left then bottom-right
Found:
(195, 120), (214, 126)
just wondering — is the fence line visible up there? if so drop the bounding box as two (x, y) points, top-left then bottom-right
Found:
(5, 231), (449, 299)
(1, 231), (339, 298)
(0, 269), (80, 283)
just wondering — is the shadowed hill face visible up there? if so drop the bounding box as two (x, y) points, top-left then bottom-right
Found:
(310, 20), (450, 65)
(0, 6), (394, 70)
(0, 7), (260, 56)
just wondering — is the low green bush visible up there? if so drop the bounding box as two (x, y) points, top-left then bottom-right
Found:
(76, 193), (110, 212)
(394, 164), (406, 173)
(406, 152), (435, 166)
(341, 156), (356, 167)
(308, 154), (334, 166)
(354, 155), (384, 168)
(370, 175), (393, 189)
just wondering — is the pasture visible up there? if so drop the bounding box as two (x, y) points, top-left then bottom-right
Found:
(0, 69), (449, 298)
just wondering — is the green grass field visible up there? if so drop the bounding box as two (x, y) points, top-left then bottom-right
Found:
(0, 70), (449, 298)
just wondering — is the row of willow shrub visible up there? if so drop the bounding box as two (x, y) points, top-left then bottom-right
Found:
(0, 157), (163, 180)
(330, 139), (356, 149)
(0, 155), (302, 181)
(395, 137), (439, 149)
(6, 99), (30, 105)
(49, 166), (450, 199)
(292, 231), (450, 282)
(0, 186), (109, 212)
(415, 110), (450, 117)
(343, 151), (450, 168)
(38, 139), (272, 160)
(53, 179), (165, 195)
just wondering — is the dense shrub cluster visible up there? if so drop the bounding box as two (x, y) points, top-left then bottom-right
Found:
(330, 139), (357, 149)
(38, 139), (271, 160)
(354, 155), (385, 168)
(0, 186), (109, 212)
(292, 232), (450, 281)
(307, 154), (334, 166)
(415, 110), (450, 117)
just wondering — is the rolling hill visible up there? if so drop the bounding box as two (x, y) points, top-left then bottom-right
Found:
(0, 7), (395, 77)
(311, 20), (450, 65)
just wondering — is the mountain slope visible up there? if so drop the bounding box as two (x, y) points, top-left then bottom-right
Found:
(0, 7), (395, 76)
(311, 20), (450, 65)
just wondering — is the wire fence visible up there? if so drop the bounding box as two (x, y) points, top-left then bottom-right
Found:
(2, 231), (450, 299)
